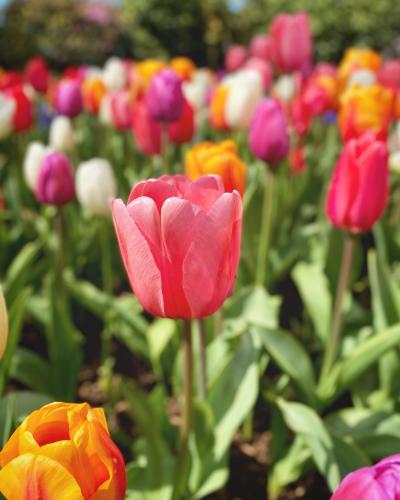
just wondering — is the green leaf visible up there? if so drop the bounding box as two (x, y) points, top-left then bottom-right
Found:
(9, 348), (52, 395)
(147, 318), (177, 376)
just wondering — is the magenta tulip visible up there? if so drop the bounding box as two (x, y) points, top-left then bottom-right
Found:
(55, 79), (83, 118)
(35, 152), (75, 206)
(225, 45), (247, 72)
(249, 35), (274, 62)
(112, 175), (242, 319)
(326, 132), (388, 233)
(249, 98), (289, 165)
(270, 12), (312, 73)
(146, 69), (184, 122)
(331, 455), (400, 500)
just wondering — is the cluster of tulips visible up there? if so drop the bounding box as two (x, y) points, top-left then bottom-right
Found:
(2, 8), (400, 500)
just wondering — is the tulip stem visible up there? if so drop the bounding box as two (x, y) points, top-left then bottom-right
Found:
(161, 123), (169, 174)
(198, 319), (207, 400)
(255, 167), (275, 287)
(320, 234), (356, 382)
(99, 219), (113, 365)
(173, 319), (193, 500)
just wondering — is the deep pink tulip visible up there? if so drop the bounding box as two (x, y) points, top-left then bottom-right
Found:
(25, 57), (49, 94)
(167, 98), (195, 144)
(326, 132), (388, 233)
(55, 79), (83, 118)
(110, 90), (132, 130)
(378, 60), (400, 89)
(249, 98), (289, 165)
(244, 57), (272, 90)
(225, 45), (247, 72)
(35, 152), (75, 206)
(249, 35), (274, 62)
(112, 175), (242, 319)
(331, 454), (400, 500)
(132, 100), (161, 156)
(270, 13), (312, 73)
(146, 69), (184, 122)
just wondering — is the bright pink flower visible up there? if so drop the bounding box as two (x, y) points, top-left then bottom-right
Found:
(326, 132), (388, 233)
(249, 98), (289, 165)
(35, 152), (75, 206)
(290, 94), (312, 137)
(244, 57), (273, 90)
(110, 90), (132, 130)
(331, 454), (400, 500)
(25, 57), (49, 94)
(167, 98), (195, 144)
(55, 79), (83, 118)
(146, 69), (184, 122)
(225, 45), (247, 72)
(378, 59), (400, 89)
(132, 100), (161, 156)
(249, 35), (274, 62)
(4, 85), (33, 133)
(270, 13), (312, 73)
(112, 175), (242, 319)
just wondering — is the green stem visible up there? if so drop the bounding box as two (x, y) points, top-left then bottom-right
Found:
(172, 319), (193, 500)
(161, 123), (169, 174)
(255, 167), (275, 287)
(198, 319), (207, 400)
(320, 234), (356, 382)
(99, 219), (113, 364)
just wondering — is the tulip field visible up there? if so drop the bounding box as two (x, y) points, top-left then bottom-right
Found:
(3, 6), (400, 500)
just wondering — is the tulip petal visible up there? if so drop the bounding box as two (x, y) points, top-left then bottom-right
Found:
(331, 467), (391, 500)
(128, 179), (178, 211)
(184, 175), (225, 212)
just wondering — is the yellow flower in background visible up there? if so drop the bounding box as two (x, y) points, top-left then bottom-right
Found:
(135, 59), (166, 90)
(82, 76), (106, 114)
(338, 48), (381, 86)
(0, 288), (7, 360)
(186, 140), (246, 196)
(209, 84), (229, 130)
(0, 402), (126, 500)
(170, 57), (196, 81)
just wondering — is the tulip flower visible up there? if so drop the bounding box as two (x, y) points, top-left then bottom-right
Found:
(378, 59), (400, 89)
(25, 56), (49, 94)
(270, 13), (312, 73)
(338, 48), (381, 87)
(338, 84), (394, 141)
(76, 158), (116, 216)
(82, 76), (106, 114)
(326, 132), (388, 233)
(112, 175), (242, 319)
(272, 74), (301, 104)
(146, 68), (185, 122)
(186, 140), (246, 196)
(0, 70), (23, 91)
(347, 69), (377, 87)
(35, 152), (75, 206)
(302, 74), (338, 116)
(170, 57), (196, 81)
(132, 99), (161, 156)
(244, 57), (272, 90)
(249, 34), (274, 62)
(209, 84), (229, 130)
(4, 85), (33, 133)
(23, 141), (52, 191)
(0, 402), (126, 499)
(289, 145), (306, 174)
(225, 44), (247, 72)
(109, 90), (133, 130)
(0, 92), (15, 139)
(55, 79), (83, 118)
(0, 287), (7, 360)
(49, 116), (75, 153)
(183, 69), (213, 111)
(103, 57), (127, 91)
(249, 98), (289, 165)
(134, 59), (166, 91)
(331, 454), (400, 500)
(290, 94), (312, 138)
(167, 98), (195, 144)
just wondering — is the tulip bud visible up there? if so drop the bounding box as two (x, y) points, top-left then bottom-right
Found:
(250, 35), (274, 62)
(82, 76), (106, 114)
(244, 57), (272, 90)
(4, 85), (33, 133)
(25, 57), (49, 94)
(183, 69), (213, 110)
(99, 94), (112, 126)
(49, 116), (75, 153)
(347, 69), (376, 87)
(0, 288), (7, 360)
(35, 152), (75, 206)
(170, 57), (196, 81)
(103, 57), (127, 91)
(167, 98), (195, 144)
(23, 142), (52, 190)
(225, 45), (247, 72)
(272, 74), (297, 103)
(76, 158), (116, 216)
(249, 98), (289, 165)
(146, 69), (185, 122)
(379, 59), (400, 89)
(55, 79), (83, 118)
(132, 100), (161, 156)
(326, 132), (388, 233)
(0, 92), (15, 139)
(389, 151), (400, 173)
(109, 90), (132, 130)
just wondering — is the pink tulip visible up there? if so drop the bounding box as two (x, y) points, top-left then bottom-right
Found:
(378, 59), (400, 89)
(244, 57), (272, 90)
(112, 175), (242, 319)
(132, 100), (161, 156)
(146, 69), (184, 122)
(331, 454), (400, 500)
(270, 13), (313, 73)
(225, 45), (247, 72)
(110, 90), (132, 130)
(249, 98), (289, 165)
(55, 79), (83, 118)
(249, 35), (274, 62)
(326, 132), (388, 233)
(35, 152), (75, 206)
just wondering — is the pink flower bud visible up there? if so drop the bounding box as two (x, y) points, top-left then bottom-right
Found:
(35, 152), (75, 206)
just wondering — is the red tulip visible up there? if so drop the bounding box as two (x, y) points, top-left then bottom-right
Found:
(225, 45), (247, 72)
(378, 59), (400, 89)
(290, 94), (312, 137)
(270, 13), (312, 73)
(326, 132), (388, 233)
(110, 90), (132, 130)
(112, 175), (242, 319)
(4, 85), (33, 133)
(167, 98), (195, 144)
(25, 57), (49, 94)
(289, 145), (306, 174)
(132, 100), (161, 156)
(0, 71), (23, 91)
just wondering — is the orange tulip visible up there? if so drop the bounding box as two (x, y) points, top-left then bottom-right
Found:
(82, 76), (106, 114)
(170, 57), (196, 81)
(186, 140), (246, 196)
(338, 48), (381, 87)
(338, 84), (394, 141)
(0, 402), (126, 500)
(209, 84), (229, 130)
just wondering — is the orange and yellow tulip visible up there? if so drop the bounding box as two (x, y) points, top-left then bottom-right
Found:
(338, 48), (381, 86)
(186, 140), (246, 196)
(82, 76), (106, 114)
(135, 59), (166, 91)
(170, 57), (196, 81)
(0, 402), (126, 500)
(209, 84), (229, 130)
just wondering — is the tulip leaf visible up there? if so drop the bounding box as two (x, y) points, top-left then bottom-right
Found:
(9, 348), (53, 395)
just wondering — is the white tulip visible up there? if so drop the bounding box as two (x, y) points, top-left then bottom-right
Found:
(99, 94), (112, 126)
(347, 69), (376, 87)
(0, 94), (15, 140)
(183, 69), (213, 110)
(0, 287), (7, 360)
(103, 57), (126, 91)
(224, 69), (264, 129)
(23, 142), (52, 191)
(390, 151), (400, 173)
(76, 158), (116, 216)
(49, 116), (75, 153)
(273, 75), (296, 103)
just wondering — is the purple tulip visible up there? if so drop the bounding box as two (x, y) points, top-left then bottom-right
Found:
(146, 69), (184, 122)
(331, 454), (400, 500)
(248, 98), (289, 165)
(55, 79), (83, 118)
(36, 152), (75, 206)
